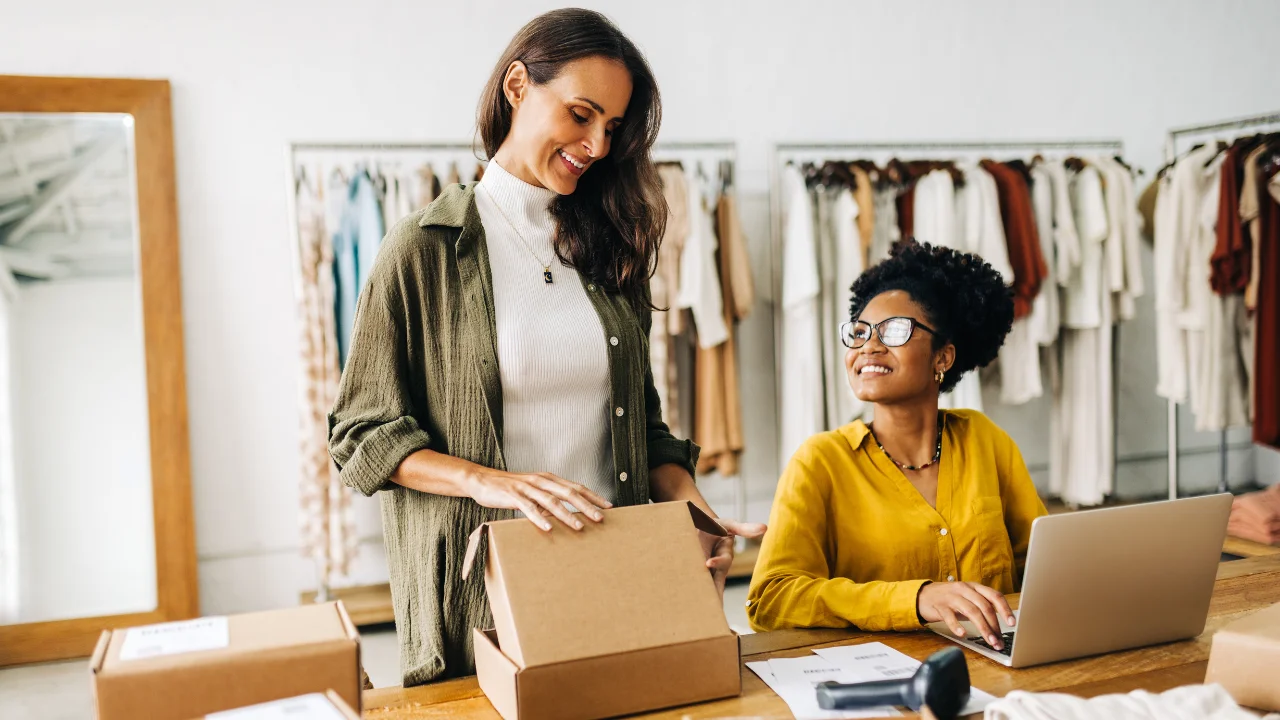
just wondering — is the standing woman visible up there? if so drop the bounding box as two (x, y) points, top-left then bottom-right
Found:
(329, 9), (764, 686)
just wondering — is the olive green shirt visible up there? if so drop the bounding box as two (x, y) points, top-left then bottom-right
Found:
(328, 183), (699, 686)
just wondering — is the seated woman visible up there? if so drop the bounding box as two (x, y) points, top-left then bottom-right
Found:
(747, 241), (1048, 651)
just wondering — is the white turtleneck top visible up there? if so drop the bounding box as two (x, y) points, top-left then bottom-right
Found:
(474, 160), (615, 503)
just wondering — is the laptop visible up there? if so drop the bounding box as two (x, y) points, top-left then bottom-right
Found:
(927, 493), (1232, 668)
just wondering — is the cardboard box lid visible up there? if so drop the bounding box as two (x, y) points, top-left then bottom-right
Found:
(95, 601), (357, 675)
(1217, 600), (1280, 642)
(463, 501), (732, 668)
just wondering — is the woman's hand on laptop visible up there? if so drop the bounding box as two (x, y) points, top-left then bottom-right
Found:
(917, 581), (1016, 650)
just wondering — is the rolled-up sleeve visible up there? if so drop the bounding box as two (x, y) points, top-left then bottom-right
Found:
(328, 244), (434, 497)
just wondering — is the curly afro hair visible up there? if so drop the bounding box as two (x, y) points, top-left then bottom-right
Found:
(847, 240), (1014, 394)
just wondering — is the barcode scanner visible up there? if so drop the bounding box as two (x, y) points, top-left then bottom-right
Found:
(814, 647), (971, 720)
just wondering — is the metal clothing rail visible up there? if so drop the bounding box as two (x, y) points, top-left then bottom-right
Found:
(766, 138), (1125, 481)
(1163, 111), (1280, 500)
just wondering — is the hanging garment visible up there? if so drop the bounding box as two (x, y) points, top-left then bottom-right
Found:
(869, 185), (901, 266)
(1162, 145), (1226, 406)
(849, 164), (876, 267)
(1191, 158), (1251, 432)
(652, 165), (689, 437)
(1027, 164), (1060, 346)
(960, 164), (1016, 281)
(1241, 144), (1269, 310)
(833, 188), (869, 425)
(1115, 159), (1146, 319)
(1090, 158), (1132, 320)
(1061, 165), (1109, 329)
(911, 169), (957, 248)
(695, 192), (754, 476)
(982, 161), (1049, 319)
(295, 172), (357, 584)
(333, 171), (386, 368)
(815, 187), (842, 430)
(1210, 144), (1250, 295)
(381, 172), (401, 232)
(984, 161), (1047, 405)
(1042, 161), (1083, 285)
(415, 164), (440, 208)
(1184, 153), (1229, 419)
(676, 171), (729, 348)
(1255, 163), (1280, 448)
(1153, 171), (1187, 402)
(1053, 165), (1114, 506)
(779, 165), (825, 463)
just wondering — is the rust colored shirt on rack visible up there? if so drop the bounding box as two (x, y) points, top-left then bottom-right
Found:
(981, 160), (1049, 319)
(1254, 162), (1280, 449)
(1211, 144), (1251, 295)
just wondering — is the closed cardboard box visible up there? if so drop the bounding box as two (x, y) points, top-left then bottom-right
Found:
(1206, 600), (1280, 711)
(90, 601), (361, 720)
(463, 501), (742, 720)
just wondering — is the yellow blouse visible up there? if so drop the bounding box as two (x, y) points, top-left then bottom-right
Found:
(747, 410), (1047, 633)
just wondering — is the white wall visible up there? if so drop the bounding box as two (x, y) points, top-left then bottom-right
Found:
(4, 0), (1279, 616)
(10, 277), (155, 623)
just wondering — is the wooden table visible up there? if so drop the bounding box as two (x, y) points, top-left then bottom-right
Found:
(361, 555), (1280, 718)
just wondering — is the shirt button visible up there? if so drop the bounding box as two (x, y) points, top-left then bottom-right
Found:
(947, 575), (955, 582)
(588, 284), (596, 292)
(939, 528), (948, 536)
(615, 407), (624, 417)
(610, 336), (619, 346)
(619, 472), (628, 482)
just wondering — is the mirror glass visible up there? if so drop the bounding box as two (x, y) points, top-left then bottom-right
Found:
(0, 113), (155, 625)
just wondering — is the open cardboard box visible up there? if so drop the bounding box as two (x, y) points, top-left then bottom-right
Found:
(90, 601), (361, 720)
(463, 501), (742, 720)
(1206, 600), (1280, 712)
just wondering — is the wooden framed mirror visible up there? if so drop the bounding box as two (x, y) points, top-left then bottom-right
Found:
(0, 76), (198, 665)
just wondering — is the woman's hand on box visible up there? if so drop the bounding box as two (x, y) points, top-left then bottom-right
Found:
(707, 519), (767, 596)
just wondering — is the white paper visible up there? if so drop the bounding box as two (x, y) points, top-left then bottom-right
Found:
(117, 616), (229, 661)
(767, 655), (858, 686)
(747, 659), (901, 719)
(206, 693), (347, 720)
(814, 642), (997, 716)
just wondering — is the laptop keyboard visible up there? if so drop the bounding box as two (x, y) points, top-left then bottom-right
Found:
(970, 632), (1016, 657)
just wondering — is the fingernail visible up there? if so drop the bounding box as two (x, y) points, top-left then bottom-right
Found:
(574, 522), (583, 530)
(1008, 616), (1016, 625)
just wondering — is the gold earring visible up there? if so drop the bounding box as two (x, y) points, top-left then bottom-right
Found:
(936, 369), (946, 385)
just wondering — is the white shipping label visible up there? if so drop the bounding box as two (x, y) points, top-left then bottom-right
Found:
(206, 693), (348, 720)
(117, 616), (230, 661)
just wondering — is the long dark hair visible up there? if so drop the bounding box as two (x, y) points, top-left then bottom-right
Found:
(478, 8), (664, 309)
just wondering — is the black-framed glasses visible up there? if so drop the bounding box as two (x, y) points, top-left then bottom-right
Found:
(840, 317), (939, 349)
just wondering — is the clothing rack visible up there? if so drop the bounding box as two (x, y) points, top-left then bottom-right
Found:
(767, 139), (1126, 478)
(1163, 111), (1280, 500)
